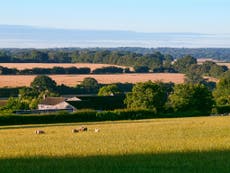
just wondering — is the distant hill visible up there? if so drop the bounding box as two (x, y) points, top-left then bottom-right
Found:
(0, 25), (230, 48)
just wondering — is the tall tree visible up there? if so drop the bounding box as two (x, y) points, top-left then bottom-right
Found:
(98, 84), (122, 96)
(213, 74), (230, 105)
(173, 55), (197, 73)
(30, 75), (57, 92)
(168, 84), (213, 115)
(3, 97), (30, 112)
(124, 81), (167, 111)
(80, 77), (99, 93)
(185, 64), (205, 84)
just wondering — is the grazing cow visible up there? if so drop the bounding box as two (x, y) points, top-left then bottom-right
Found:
(72, 126), (87, 133)
(79, 126), (87, 132)
(35, 130), (45, 134)
(72, 129), (79, 133)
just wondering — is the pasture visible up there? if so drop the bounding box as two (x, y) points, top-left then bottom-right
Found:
(0, 73), (185, 87)
(1, 116), (230, 172)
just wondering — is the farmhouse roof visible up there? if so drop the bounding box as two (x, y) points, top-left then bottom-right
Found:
(66, 97), (81, 101)
(39, 97), (66, 105)
(39, 96), (81, 106)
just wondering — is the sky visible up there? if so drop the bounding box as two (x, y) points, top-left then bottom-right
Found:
(0, 0), (230, 34)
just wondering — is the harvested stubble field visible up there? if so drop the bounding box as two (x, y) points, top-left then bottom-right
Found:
(1, 116), (230, 173)
(0, 63), (130, 71)
(0, 73), (185, 87)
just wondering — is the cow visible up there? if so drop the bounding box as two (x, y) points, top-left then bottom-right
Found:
(35, 130), (45, 134)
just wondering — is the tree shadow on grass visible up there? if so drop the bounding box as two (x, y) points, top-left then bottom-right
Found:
(1, 150), (230, 173)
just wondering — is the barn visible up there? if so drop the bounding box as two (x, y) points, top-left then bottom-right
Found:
(38, 96), (79, 111)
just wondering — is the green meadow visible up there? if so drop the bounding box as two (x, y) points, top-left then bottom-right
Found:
(1, 116), (230, 173)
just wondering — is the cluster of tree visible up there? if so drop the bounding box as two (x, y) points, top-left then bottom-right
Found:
(154, 48), (230, 61)
(92, 66), (126, 74)
(104, 47), (230, 61)
(2, 48), (230, 63)
(0, 66), (131, 75)
(0, 66), (91, 75)
(0, 49), (174, 71)
(174, 56), (229, 83)
(87, 72), (230, 115)
(125, 76), (230, 115)
(0, 49), (72, 63)
(213, 71), (230, 106)
(98, 84), (122, 96)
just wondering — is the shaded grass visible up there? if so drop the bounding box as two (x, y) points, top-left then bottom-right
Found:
(1, 150), (230, 173)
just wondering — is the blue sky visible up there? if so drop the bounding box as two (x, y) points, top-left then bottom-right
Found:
(1, 0), (230, 34)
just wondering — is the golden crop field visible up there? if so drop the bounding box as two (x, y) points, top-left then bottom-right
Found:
(0, 73), (185, 87)
(0, 63), (130, 71)
(1, 116), (230, 172)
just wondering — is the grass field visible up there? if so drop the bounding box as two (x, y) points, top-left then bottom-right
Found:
(1, 116), (230, 172)
(0, 73), (185, 87)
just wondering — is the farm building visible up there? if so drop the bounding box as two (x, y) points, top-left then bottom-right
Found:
(38, 96), (79, 111)
(13, 95), (125, 114)
(68, 95), (126, 110)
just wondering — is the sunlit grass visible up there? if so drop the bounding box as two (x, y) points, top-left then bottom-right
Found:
(1, 116), (230, 172)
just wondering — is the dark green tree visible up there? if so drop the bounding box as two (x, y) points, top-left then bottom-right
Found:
(51, 66), (66, 74)
(213, 75), (230, 105)
(185, 64), (205, 84)
(124, 81), (167, 111)
(134, 66), (150, 73)
(0, 51), (10, 62)
(80, 77), (99, 93)
(30, 75), (57, 92)
(98, 84), (122, 96)
(163, 54), (174, 68)
(194, 61), (228, 78)
(19, 87), (39, 99)
(173, 55), (197, 73)
(209, 65), (227, 78)
(201, 61), (216, 74)
(30, 50), (49, 62)
(3, 97), (30, 112)
(168, 84), (214, 115)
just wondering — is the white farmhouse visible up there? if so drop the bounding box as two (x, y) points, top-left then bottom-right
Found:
(38, 97), (79, 111)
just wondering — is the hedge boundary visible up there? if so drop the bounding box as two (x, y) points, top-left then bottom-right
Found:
(0, 108), (215, 126)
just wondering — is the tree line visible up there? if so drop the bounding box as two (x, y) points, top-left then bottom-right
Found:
(110, 47), (230, 61)
(1, 48), (230, 62)
(0, 49), (170, 68)
(0, 49), (174, 73)
(0, 55), (228, 79)
(0, 66), (130, 75)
